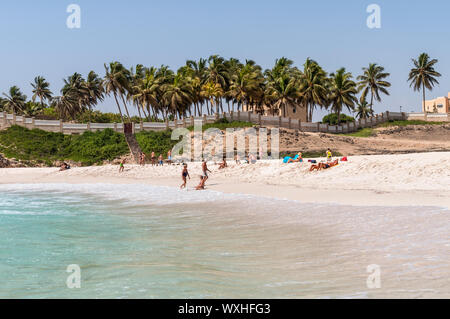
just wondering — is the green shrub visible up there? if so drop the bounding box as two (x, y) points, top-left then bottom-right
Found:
(135, 130), (179, 157)
(322, 113), (355, 125)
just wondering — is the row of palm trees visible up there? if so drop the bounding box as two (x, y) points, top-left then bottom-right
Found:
(0, 53), (441, 123)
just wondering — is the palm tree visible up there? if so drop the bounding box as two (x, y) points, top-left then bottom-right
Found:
(2, 86), (27, 114)
(201, 82), (223, 116)
(31, 76), (52, 108)
(298, 58), (328, 122)
(408, 53), (441, 113)
(162, 74), (193, 119)
(83, 71), (104, 122)
(103, 62), (132, 122)
(355, 98), (373, 119)
(62, 73), (88, 119)
(329, 68), (358, 124)
(265, 73), (299, 117)
(51, 91), (79, 120)
(357, 63), (391, 111)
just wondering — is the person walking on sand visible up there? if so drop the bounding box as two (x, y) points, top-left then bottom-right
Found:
(151, 151), (156, 166)
(180, 164), (190, 189)
(326, 148), (332, 162)
(158, 154), (163, 166)
(202, 159), (211, 183)
(119, 158), (126, 173)
(167, 150), (172, 164)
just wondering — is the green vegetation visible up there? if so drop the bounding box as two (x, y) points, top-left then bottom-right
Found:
(322, 113), (355, 125)
(342, 128), (375, 137)
(135, 130), (179, 157)
(0, 126), (128, 166)
(187, 118), (254, 131)
(377, 120), (446, 127)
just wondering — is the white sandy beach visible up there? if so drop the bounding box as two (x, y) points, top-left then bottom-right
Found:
(1, 152), (449, 208)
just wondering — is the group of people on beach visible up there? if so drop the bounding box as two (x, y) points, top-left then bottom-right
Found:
(138, 150), (172, 167)
(180, 160), (211, 191)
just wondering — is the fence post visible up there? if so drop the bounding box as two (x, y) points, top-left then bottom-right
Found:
(298, 120), (302, 131)
(183, 117), (186, 128)
(317, 122), (320, 132)
(248, 112), (251, 123)
(190, 116), (194, 127)
(278, 116), (282, 127)
(0, 112), (5, 128)
(87, 122), (91, 132)
(114, 123), (118, 132)
(386, 111), (390, 121)
(258, 114), (262, 126)
(12, 113), (16, 125)
(59, 120), (63, 133)
(230, 111), (234, 121)
(174, 118), (178, 128)
(31, 117), (35, 129)
(140, 121), (144, 132)
(132, 122), (136, 134)
(215, 112), (219, 121)
(203, 114), (207, 126)
(402, 112), (406, 120)
(288, 117), (291, 129)
(165, 119), (169, 130)
(237, 110), (241, 122)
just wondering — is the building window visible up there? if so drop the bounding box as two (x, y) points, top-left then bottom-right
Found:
(437, 104), (443, 108)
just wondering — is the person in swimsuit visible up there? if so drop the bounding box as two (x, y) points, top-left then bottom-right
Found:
(151, 151), (156, 166)
(158, 154), (163, 166)
(202, 160), (211, 183)
(119, 159), (126, 173)
(195, 176), (206, 190)
(309, 159), (339, 171)
(180, 164), (190, 189)
(286, 152), (303, 163)
(140, 152), (146, 166)
(167, 150), (172, 164)
(326, 148), (332, 162)
(218, 158), (228, 169)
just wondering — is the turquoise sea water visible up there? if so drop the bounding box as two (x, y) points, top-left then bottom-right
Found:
(0, 184), (449, 299)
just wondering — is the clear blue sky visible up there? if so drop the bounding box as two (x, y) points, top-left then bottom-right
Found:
(1, 0), (449, 120)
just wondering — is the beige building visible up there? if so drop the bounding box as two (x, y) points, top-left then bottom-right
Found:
(423, 93), (450, 113)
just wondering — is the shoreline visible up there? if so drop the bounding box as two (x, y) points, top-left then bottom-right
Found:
(1, 152), (449, 208)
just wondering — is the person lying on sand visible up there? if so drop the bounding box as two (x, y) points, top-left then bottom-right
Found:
(286, 152), (303, 163)
(195, 176), (206, 190)
(248, 153), (257, 164)
(310, 159), (339, 171)
(218, 158), (228, 169)
(59, 162), (70, 171)
(180, 164), (190, 189)
(119, 159), (126, 173)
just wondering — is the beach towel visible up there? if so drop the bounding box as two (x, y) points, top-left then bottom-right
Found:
(283, 154), (300, 163)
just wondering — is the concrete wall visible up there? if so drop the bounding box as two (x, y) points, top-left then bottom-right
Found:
(0, 110), (448, 136)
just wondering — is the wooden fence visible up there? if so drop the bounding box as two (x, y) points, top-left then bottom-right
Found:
(0, 111), (448, 135)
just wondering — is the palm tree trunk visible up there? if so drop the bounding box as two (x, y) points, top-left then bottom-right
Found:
(113, 93), (125, 123)
(119, 94), (131, 122)
(422, 83), (426, 113)
(370, 93), (374, 112)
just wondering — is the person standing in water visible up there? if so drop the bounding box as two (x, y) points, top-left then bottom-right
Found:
(180, 164), (190, 189)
